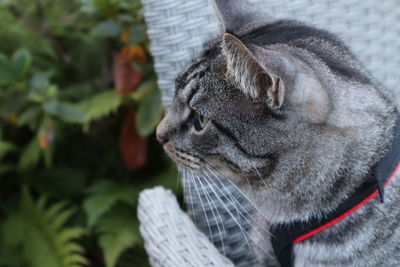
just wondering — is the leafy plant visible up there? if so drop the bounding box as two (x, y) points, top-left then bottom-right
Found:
(2, 189), (87, 267)
(0, 0), (180, 266)
(96, 205), (142, 267)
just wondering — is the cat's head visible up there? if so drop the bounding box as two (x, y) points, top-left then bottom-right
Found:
(156, 0), (394, 200)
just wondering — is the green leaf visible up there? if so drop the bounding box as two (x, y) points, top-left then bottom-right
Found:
(128, 24), (146, 45)
(91, 20), (121, 37)
(136, 88), (163, 137)
(96, 205), (141, 267)
(0, 53), (13, 85)
(0, 141), (15, 159)
(79, 90), (121, 122)
(2, 189), (87, 267)
(1, 92), (27, 116)
(130, 79), (157, 101)
(30, 71), (54, 92)
(11, 48), (32, 78)
(92, 0), (121, 13)
(43, 100), (87, 123)
(83, 180), (138, 228)
(77, 0), (96, 13)
(18, 137), (41, 171)
(43, 142), (55, 167)
(17, 106), (42, 127)
(118, 14), (134, 23)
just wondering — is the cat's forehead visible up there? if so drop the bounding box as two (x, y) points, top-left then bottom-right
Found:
(176, 40), (222, 90)
(176, 66), (222, 106)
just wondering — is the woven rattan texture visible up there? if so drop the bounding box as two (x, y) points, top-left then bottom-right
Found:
(143, 0), (400, 107)
(142, 0), (218, 106)
(138, 187), (234, 267)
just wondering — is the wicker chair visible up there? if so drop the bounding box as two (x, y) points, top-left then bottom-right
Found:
(137, 0), (400, 266)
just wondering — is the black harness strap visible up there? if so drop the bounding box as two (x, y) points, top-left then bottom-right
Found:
(270, 117), (400, 267)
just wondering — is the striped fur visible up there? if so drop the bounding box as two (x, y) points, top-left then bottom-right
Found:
(157, 1), (400, 266)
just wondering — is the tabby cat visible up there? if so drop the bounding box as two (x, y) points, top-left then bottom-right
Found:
(156, 0), (400, 266)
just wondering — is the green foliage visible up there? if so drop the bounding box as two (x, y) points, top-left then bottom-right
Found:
(0, 140), (15, 159)
(79, 90), (122, 123)
(2, 189), (87, 267)
(96, 205), (141, 267)
(42, 100), (87, 123)
(83, 180), (137, 228)
(18, 137), (41, 171)
(91, 20), (122, 37)
(136, 82), (163, 137)
(11, 48), (32, 79)
(0, 0), (175, 266)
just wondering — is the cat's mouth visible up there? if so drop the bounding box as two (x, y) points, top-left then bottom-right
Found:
(163, 144), (202, 171)
(164, 144), (244, 181)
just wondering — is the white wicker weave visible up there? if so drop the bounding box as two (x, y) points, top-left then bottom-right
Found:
(143, 0), (400, 107)
(138, 187), (234, 267)
(139, 0), (400, 266)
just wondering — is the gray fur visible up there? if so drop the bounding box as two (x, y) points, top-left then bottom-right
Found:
(157, 0), (400, 266)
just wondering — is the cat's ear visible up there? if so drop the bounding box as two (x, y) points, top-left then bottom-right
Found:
(222, 33), (285, 108)
(211, 0), (267, 34)
(222, 33), (329, 122)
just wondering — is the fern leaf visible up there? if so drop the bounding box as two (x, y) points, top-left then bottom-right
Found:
(63, 243), (86, 254)
(50, 207), (77, 232)
(45, 200), (69, 220)
(63, 254), (89, 266)
(36, 195), (49, 210)
(1, 189), (88, 267)
(57, 228), (85, 245)
(96, 205), (141, 267)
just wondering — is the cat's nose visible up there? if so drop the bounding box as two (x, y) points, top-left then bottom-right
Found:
(156, 132), (169, 145)
(156, 122), (169, 145)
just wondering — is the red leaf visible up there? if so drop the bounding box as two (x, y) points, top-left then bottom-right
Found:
(119, 111), (147, 171)
(113, 46), (146, 96)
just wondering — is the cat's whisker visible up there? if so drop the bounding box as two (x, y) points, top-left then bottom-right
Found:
(204, 169), (264, 218)
(193, 173), (227, 255)
(197, 173), (254, 252)
(223, 188), (273, 242)
(202, 162), (278, 241)
(250, 161), (271, 190)
(199, 170), (270, 254)
(182, 169), (197, 223)
(202, 170), (272, 239)
(203, 163), (271, 223)
(243, 168), (256, 199)
(189, 171), (214, 244)
(177, 168), (183, 192)
(202, 171), (258, 221)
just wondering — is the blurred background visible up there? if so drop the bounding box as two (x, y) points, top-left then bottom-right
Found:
(0, 0), (181, 266)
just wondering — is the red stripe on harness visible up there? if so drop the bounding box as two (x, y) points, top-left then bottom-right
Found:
(293, 161), (400, 245)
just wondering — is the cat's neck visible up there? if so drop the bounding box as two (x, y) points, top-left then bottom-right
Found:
(250, 108), (398, 224)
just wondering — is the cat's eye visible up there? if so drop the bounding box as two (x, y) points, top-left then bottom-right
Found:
(193, 112), (209, 131)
